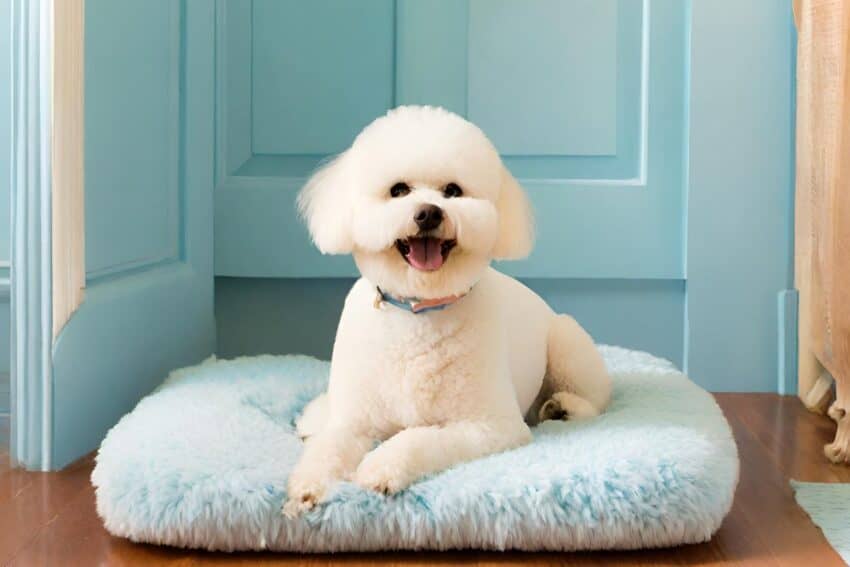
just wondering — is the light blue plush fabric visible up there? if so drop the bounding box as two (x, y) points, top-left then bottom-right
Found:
(92, 346), (739, 552)
(791, 481), (850, 564)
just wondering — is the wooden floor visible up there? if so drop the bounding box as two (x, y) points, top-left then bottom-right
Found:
(1, 394), (848, 566)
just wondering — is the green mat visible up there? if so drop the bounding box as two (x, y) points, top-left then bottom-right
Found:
(792, 481), (850, 564)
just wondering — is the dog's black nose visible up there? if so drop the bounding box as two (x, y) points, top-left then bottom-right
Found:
(414, 205), (443, 231)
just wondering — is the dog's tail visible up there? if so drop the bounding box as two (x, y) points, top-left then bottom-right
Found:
(295, 392), (329, 439)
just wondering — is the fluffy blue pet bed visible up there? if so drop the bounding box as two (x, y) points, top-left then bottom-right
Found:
(92, 346), (738, 552)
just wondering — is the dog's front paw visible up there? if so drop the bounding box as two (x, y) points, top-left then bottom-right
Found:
(354, 448), (415, 495)
(283, 473), (329, 518)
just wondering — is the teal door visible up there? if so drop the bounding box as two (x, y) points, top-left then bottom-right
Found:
(15, 0), (216, 470)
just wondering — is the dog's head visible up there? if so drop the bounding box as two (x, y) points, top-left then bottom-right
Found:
(298, 106), (533, 299)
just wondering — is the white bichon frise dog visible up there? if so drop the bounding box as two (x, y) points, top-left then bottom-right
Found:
(283, 106), (611, 517)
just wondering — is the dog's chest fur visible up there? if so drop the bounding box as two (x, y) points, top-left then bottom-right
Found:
(375, 308), (480, 426)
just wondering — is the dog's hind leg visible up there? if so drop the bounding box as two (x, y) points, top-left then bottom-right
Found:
(536, 315), (611, 423)
(296, 392), (329, 439)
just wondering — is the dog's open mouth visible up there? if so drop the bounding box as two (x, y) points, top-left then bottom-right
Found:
(395, 237), (457, 271)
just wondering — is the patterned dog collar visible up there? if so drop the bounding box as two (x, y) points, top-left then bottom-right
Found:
(374, 286), (468, 314)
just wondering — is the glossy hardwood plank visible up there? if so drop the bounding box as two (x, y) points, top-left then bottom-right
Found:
(0, 455), (95, 564)
(716, 398), (837, 566)
(716, 394), (850, 483)
(1, 394), (846, 566)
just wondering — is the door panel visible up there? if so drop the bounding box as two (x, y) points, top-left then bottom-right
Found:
(467, 0), (618, 156)
(50, 0), (215, 469)
(85, 0), (181, 278)
(251, 0), (395, 154)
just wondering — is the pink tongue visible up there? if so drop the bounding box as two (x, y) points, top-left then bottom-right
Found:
(407, 238), (444, 271)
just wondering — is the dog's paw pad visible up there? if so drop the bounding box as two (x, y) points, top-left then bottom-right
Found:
(354, 453), (411, 495)
(356, 468), (407, 495)
(539, 398), (570, 421)
(539, 392), (600, 422)
(282, 489), (322, 518)
(282, 494), (317, 518)
(283, 477), (327, 518)
(362, 478), (396, 495)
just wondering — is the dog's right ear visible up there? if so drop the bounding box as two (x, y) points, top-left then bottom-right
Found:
(491, 165), (534, 260)
(297, 153), (354, 254)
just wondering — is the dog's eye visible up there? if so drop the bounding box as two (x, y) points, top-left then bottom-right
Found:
(389, 182), (411, 198)
(443, 183), (463, 198)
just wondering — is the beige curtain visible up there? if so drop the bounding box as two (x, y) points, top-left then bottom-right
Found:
(794, 0), (850, 464)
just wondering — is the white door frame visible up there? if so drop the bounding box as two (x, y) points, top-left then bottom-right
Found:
(10, 0), (53, 470)
(10, 0), (85, 471)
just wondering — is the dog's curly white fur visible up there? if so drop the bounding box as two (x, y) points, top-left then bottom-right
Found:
(284, 106), (611, 517)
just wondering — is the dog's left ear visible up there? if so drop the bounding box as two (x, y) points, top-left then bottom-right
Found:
(492, 165), (534, 259)
(297, 153), (354, 254)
